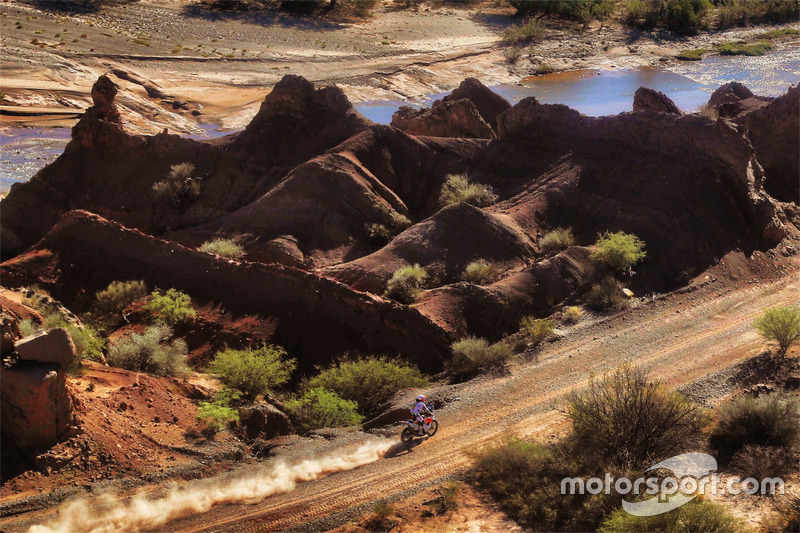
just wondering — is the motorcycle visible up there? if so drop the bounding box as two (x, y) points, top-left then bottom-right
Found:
(400, 404), (438, 443)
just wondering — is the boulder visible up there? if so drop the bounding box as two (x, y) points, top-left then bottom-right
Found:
(391, 99), (496, 139)
(15, 328), (76, 368)
(633, 87), (683, 115)
(238, 403), (293, 439)
(708, 82), (754, 108)
(444, 77), (511, 130)
(1, 362), (72, 453)
(706, 82), (771, 119)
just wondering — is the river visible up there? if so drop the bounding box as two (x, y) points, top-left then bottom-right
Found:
(1, 44), (798, 192)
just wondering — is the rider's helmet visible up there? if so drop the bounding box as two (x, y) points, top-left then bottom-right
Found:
(417, 394), (426, 402)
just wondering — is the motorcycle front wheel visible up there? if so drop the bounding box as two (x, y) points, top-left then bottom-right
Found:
(425, 420), (439, 437)
(401, 427), (414, 443)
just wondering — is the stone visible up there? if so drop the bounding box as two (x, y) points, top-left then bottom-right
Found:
(15, 328), (76, 368)
(238, 403), (292, 439)
(633, 87), (683, 115)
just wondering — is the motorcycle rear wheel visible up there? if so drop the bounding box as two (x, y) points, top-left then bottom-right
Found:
(401, 427), (414, 443)
(425, 420), (439, 437)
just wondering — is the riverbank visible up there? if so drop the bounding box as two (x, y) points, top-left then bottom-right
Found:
(1, 0), (798, 134)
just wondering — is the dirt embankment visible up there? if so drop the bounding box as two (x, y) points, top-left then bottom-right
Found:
(2, 1), (798, 133)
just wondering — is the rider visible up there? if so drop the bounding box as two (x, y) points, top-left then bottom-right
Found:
(410, 394), (432, 429)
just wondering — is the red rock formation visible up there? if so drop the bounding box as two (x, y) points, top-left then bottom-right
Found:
(633, 87), (683, 115)
(707, 81), (772, 119)
(1, 211), (451, 373)
(446, 77), (512, 130)
(391, 99), (496, 139)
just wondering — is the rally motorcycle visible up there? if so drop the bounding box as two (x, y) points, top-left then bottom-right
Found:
(400, 404), (438, 443)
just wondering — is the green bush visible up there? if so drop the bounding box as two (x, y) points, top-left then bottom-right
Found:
(539, 227), (574, 255)
(208, 344), (296, 401)
(196, 402), (239, 434)
(447, 337), (513, 378)
(754, 305), (800, 356)
(152, 162), (202, 207)
(563, 306), (584, 324)
(107, 325), (189, 376)
(462, 260), (498, 284)
(18, 318), (38, 337)
(500, 18), (543, 45)
(305, 356), (428, 418)
(509, 0), (617, 22)
(65, 324), (105, 365)
(717, 0), (799, 28)
(590, 231), (646, 275)
(598, 499), (744, 533)
(759, 28), (800, 39)
(385, 264), (427, 304)
(586, 276), (628, 310)
(285, 387), (364, 431)
(718, 40), (773, 56)
(664, 0), (711, 33)
(144, 288), (197, 326)
(438, 174), (498, 208)
(710, 394), (800, 461)
(519, 316), (555, 346)
(94, 280), (148, 317)
(676, 48), (707, 60)
(474, 437), (622, 531)
(365, 210), (411, 245)
(198, 238), (245, 260)
(567, 367), (707, 467)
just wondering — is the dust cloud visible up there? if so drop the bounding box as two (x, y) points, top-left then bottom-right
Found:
(29, 439), (393, 533)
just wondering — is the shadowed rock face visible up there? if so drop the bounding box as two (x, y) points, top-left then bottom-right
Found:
(0, 211), (452, 373)
(446, 77), (512, 129)
(707, 81), (773, 119)
(633, 87), (683, 115)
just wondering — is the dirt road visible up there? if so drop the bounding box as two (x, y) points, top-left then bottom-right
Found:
(3, 257), (796, 533)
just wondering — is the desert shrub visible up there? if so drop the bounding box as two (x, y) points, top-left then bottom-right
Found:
(500, 18), (543, 45)
(18, 318), (38, 337)
(152, 162), (202, 207)
(474, 437), (622, 531)
(586, 276), (628, 310)
(198, 238), (245, 260)
(664, 0), (711, 33)
(209, 387), (244, 407)
(519, 316), (555, 346)
(447, 337), (513, 378)
(462, 260), (498, 284)
(509, 0), (617, 22)
(534, 62), (556, 75)
(718, 40), (773, 56)
(366, 499), (395, 530)
(539, 227), (575, 255)
(754, 305), (800, 356)
(285, 387), (363, 431)
(107, 325), (189, 376)
(94, 280), (148, 317)
(305, 356), (428, 417)
(438, 174), (498, 208)
(208, 344), (296, 401)
(762, 494), (800, 533)
(563, 306), (584, 324)
(385, 264), (427, 304)
(589, 231), (646, 275)
(503, 45), (523, 63)
(598, 499), (744, 533)
(365, 210), (411, 245)
(430, 481), (463, 515)
(65, 324), (105, 364)
(625, 0), (663, 27)
(144, 288), (197, 326)
(567, 367), (708, 467)
(196, 402), (239, 434)
(717, 0), (799, 28)
(710, 394), (800, 460)
(730, 444), (797, 481)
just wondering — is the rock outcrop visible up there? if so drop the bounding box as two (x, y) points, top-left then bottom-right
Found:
(391, 99), (496, 139)
(707, 81), (772, 118)
(0, 211), (452, 373)
(633, 87), (683, 115)
(15, 328), (76, 367)
(446, 77), (512, 130)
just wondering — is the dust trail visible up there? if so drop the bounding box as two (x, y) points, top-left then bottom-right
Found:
(29, 439), (393, 533)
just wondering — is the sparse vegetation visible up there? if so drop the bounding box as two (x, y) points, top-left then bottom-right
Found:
(198, 238), (245, 260)
(209, 344), (297, 401)
(462, 260), (498, 284)
(305, 356), (428, 418)
(562, 306), (584, 324)
(710, 394), (800, 461)
(385, 264), (428, 304)
(438, 174), (498, 208)
(586, 275), (628, 310)
(534, 62), (555, 75)
(519, 316), (555, 346)
(567, 366), (708, 467)
(285, 387), (363, 430)
(717, 0), (799, 29)
(510, 0), (617, 24)
(759, 28), (800, 39)
(676, 47), (707, 60)
(94, 280), (148, 318)
(598, 500), (745, 533)
(590, 231), (646, 275)
(500, 18), (543, 45)
(196, 402), (239, 434)
(107, 325), (189, 376)
(144, 288), (197, 326)
(625, 0), (711, 33)
(730, 444), (797, 480)
(365, 210), (411, 245)
(539, 227), (575, 255)
(754, 305), (800, 356)
(718, 40), (773, 56)
(447, 336), (513, 378)
(152, 163), (202, 207)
